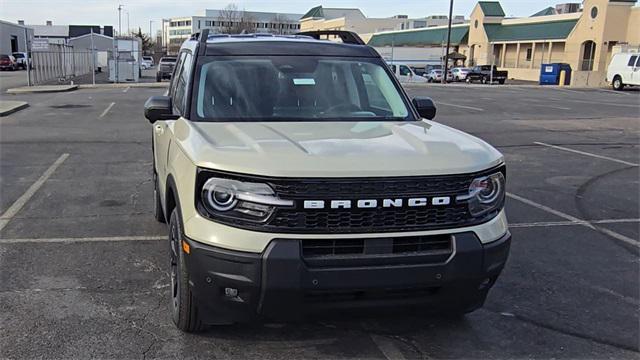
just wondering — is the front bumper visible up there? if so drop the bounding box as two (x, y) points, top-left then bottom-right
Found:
(183, 230), (511, 324)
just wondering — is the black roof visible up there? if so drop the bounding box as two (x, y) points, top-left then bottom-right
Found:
(181, 33), (379, 58)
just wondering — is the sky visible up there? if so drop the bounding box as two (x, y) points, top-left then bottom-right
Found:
(0, 0), (563, 35)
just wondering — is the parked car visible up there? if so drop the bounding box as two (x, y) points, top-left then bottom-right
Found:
(144, 30), (510, 332)
(0, 54), (18, 71)
(141, 60), (152, 70)
(451, 67), (471, 81)
(142, 56), (155, 67)
(426, 69), (453, 83)
(156, 56), (177, 82)
(466, 65), (508, 84)
(387, 61), (428, 83)
(411, 66), (427, 77)
(606, 52), (640, 90)
(11, 52), (29, 69)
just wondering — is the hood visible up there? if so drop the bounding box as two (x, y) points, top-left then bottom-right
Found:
(173, 119), (503, 178)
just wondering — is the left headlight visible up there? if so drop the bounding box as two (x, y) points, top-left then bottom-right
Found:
(199, 177), (293, 222)
(456, 172), (505, 217)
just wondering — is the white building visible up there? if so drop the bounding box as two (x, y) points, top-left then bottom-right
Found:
(163, 9), (303, 53)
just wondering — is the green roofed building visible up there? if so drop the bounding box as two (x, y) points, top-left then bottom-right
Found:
(365, 0), (639, 86)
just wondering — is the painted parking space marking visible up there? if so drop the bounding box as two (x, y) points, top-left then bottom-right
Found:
(510, 218), (639, 228)
(122, 87), (130, 93)
(534, 142), (639, 167)
(99, 102), (116, 118)
(507, 192), (639, 247)
(0, 153), (69, 232)
(0, 235), (165, 244)
(369, 334), (407, 360)
(564, 99), (640, 108)
(437, 101), (485, 111)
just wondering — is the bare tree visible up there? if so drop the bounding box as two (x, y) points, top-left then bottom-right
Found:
(270, 14), (286, 35)
(218, 3), (257, 34)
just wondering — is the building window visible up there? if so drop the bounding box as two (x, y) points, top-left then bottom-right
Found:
(474, 19), (478, 28)
(581, 40), (596, 71)
(526, 48), (532, 61)
(590, 6), (598, 19)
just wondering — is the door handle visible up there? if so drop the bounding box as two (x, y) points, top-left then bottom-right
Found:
(154, 124), (164, 135)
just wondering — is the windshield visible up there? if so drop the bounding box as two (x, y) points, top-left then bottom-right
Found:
(13, 53), (24, 58)
(161, 58), (176, 63)
(193, 56), (412, 122)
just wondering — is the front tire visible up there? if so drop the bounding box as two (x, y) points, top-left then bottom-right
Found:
(612, 76), (624, 91)
(169, 209), (204, 333)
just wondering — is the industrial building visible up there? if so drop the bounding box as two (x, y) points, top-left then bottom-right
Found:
(0, 19), (34, 54)
(27, 21), (114, 44)
(367, 0), (639, 86)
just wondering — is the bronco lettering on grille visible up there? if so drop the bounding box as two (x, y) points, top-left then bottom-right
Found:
(303, 197), (451, 209)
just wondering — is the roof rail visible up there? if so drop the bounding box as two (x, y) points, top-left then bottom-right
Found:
(296, 30), (365, 45)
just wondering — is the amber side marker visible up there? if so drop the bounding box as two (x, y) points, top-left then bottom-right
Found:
(182, 240), (191, 254)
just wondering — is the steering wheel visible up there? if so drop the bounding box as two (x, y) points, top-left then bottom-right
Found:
(323, 103), (361, 115)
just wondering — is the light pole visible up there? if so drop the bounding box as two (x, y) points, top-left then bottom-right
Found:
(116, 4), (124, 83)
(442, 0), (454, 84)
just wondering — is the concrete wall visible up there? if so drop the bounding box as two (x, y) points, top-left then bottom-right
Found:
(0, 20), (34, 54)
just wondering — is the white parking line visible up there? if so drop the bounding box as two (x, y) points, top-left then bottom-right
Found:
(526, 103), (572, 110)
(0, 153), (69, 232)
(534, 142), (639, 167)
(369, 334), (407, 360)
(437, 101), (484, 111)
(565, 99), (640, 108)
(0, 235), (165, 244)
(122, 87), (130, 93)
(99, 102), (116, 118)
(510, 218), (639, 228)
(507, 192), (639, 247)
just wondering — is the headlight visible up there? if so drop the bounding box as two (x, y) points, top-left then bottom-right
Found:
(200, 177), (293, 222)
(456, 172), (505, 217)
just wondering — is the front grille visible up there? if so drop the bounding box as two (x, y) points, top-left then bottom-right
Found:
(301, 235), (452, 258)
(300, 235), (453, 268)
(271, 205), (470, 233)
(196, 165), (505, 233)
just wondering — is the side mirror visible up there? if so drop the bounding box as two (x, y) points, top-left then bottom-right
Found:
(412, 97), (437, 120)
(144, 96), (177, 123)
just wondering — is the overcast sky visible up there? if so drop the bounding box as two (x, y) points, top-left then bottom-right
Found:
(1, 0), (563, 34)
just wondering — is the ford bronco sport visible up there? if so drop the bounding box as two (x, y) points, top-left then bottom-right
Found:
(144, 30), (511, 332)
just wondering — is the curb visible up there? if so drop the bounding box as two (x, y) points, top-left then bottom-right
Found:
(6, 85), (78, 94)
(78, 83), (169, 89)
(0, 101), (29, 117)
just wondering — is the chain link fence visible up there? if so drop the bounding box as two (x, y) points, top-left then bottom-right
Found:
(29, 43), (159, 85)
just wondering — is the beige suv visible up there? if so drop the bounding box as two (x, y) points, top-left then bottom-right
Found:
(144, 30), (511, 332)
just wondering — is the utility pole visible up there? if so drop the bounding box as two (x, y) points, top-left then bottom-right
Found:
(23, 27), (31, 86)
(90, 28), (95, 85)
(442, 0), (454, 84)
(116, 4), (124, 83)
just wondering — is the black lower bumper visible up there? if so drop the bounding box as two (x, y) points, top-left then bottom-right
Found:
(183, 231), (511, 324)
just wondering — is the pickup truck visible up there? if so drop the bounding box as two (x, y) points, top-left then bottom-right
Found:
(466, 65), (508, 84)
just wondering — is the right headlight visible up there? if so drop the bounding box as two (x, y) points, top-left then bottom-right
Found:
(199, 176), (293, 223)
(456, 172), (505, 217)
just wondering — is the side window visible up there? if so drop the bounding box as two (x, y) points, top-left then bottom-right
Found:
(390, 64), (397, 73)
(399, 65), (411, 76)
(628, 55), (638, 67)
(169, 53), (187, 97)
(173, 53), (193, 116)
(636, 56), (640, 67)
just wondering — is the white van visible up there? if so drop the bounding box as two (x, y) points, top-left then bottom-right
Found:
(606, 53), (640, 90)
(386, 61), (428, 83)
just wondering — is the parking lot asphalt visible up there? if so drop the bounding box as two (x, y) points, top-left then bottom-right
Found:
(0, 84), (638, 359)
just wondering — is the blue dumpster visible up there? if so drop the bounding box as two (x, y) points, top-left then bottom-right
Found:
(539, 63), (571, 85)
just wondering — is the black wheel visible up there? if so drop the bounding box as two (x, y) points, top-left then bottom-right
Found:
(481, 76), (487, 84)
(156, 73), (161, 82)
(169, 209), (204, 333)
(153, 172), (166, 223)
(612, 76), (624, 91)
(498, 79), (505, 85)
(466, 77), (471, 83)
